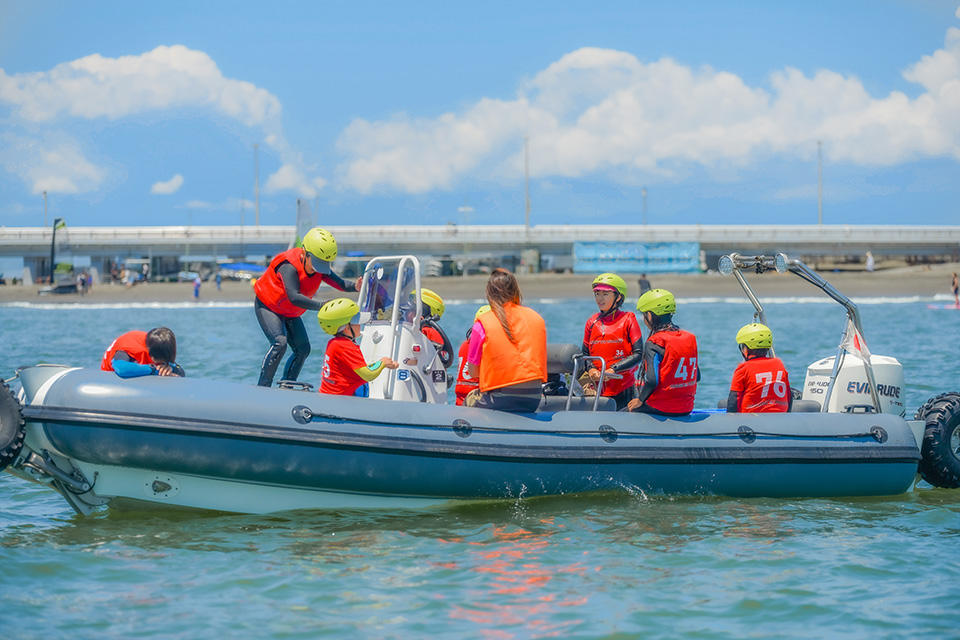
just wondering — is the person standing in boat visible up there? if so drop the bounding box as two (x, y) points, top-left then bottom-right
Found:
(101, 327), (184, 378)
(317, 298), (398, 396)
(454, 305), (490, 405)
(254, 227), (361, 387)
(580, 273), (644, 410)
(726, 323), (791, 413)
(626, 289), (699, 416)
(464, 268), (547, 412)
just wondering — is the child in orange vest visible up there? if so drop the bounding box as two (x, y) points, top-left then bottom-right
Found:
(727, 323), (791, 413)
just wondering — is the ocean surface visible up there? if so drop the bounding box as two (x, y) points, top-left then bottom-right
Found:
(2, 294), (960, 638)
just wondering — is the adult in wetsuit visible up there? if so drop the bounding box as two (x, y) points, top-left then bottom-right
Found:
(254, 227), (360, 387)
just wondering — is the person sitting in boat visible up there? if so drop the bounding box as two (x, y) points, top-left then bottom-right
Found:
(454, 304), (490, 405)
(100, 327), (184, 378)
(317, 298), (398, 396)
(726, 323), (791, 413)
(464, 268), (547, 412)
(626, 289), (699, 416)
(414, 288), (454, 368)
(254, 227), (361, 387)
(580, 273), (644, 410)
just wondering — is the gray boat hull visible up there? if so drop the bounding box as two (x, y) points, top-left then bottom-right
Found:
(10, 366), (921, 513)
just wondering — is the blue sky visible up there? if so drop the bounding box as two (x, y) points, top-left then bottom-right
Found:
(1, 1), (959, 228)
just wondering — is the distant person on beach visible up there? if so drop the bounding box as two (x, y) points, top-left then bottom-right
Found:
(953, 272), (959, 307)
(101, 327), (184, 378)
(216, 272), (222, 291)
(254, 227), (361, 387)
(637, 273), (651, 295)
(193, 275), (201, 299)
(464, 268), (547, 412)
(580, 273), (643, 410)
(865, 251), (875, 273)
(317, 298), (398, 396)
(627, 288), (699, 416)
(726, 323), (790, 413)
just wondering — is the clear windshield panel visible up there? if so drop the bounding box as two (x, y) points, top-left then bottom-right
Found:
(358, 257), (419, 322)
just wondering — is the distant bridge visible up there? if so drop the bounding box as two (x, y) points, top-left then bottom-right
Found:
(1, 224), (958, 276)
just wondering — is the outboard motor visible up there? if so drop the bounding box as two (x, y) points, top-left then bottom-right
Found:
(356, 256), (448, 404)
(802, 353), (905, 416)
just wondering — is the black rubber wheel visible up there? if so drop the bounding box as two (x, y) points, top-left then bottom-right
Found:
(0, 381), (26, 471)
(915, 391), (960, 488)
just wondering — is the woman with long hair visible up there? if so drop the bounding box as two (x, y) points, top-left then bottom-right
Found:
(464, 268), (547, 412)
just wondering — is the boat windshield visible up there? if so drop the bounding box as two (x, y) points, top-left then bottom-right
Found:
(358, 257), (419, 323)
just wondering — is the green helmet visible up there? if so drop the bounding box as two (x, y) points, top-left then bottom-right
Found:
(317, 297), (360, 335)
(474, 304), (491, 320)
(636, 288), (676, 316)
(592, 273), (627, 298)
(302, 227), (338, 262)
(419, 288), (445, 318)
(736, 323), (773, 349)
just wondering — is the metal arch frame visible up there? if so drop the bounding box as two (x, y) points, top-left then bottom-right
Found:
(358, 255), (422, 400)
(719, 252), (882, 414)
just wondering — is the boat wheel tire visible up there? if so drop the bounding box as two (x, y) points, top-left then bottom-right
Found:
(915, 391), (960, 489)
(0, 380), (26, 471)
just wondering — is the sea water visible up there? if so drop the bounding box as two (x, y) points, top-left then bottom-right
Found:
(1, 297), (959, 638)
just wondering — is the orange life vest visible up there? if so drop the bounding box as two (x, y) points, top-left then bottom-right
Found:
(644, 329), (698, 414)
(731, 356), (790, 413)
(101, 331), (152, 371)
(583, 310), (642, 396)
(254, 247), (324, 317)
(477, 303), (547, 392)
(454, 339), (478, 405)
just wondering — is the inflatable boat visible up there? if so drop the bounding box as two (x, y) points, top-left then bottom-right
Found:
(0, 254), (957, 515)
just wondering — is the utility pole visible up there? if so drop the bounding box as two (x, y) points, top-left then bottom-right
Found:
(524, 137), (530, 232)
(254, 143), (260, 227)
(641, 187), (648, 225)
(817, 140), (823, 225)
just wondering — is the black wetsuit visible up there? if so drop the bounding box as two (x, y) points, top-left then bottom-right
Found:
(256, 262), (351, 387)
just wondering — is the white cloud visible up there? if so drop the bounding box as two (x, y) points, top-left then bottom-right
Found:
(150, 173), (183, 195)
(0, 45), (326, 197)
(336, 29), (960, 194)
(0, 132), (107, 194)
(265, 163), (327, 198)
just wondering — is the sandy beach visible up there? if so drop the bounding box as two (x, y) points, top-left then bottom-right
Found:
(1, 262), (956, 304)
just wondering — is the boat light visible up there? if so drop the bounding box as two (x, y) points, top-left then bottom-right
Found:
(718, 255), (734, 275)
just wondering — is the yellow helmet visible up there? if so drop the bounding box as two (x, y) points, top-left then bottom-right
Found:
(637, 288), (676, 315)
(474, 304), (491, 320)
(317, 298), (360, 335)
(419, 288), (445, 318)
(736, 323), (773, 349)
(592, 273), (627, 298)
(302, 227), (338, 263)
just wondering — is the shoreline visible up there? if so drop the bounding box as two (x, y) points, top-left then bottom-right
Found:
(0, 262), (956, 304)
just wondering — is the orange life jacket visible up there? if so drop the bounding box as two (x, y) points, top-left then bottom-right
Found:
(477, 303), (547, 392)
(454, 339), (478, 405)
(583, 310), (642, 396)
(254, 247), (324, 317)
(732, 356), (790, 413)
(101, 331), (151, 371)
(644, 329), (698, 414)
